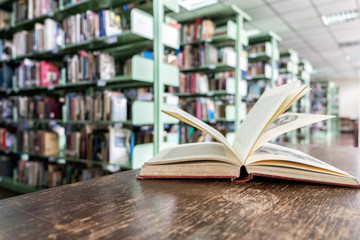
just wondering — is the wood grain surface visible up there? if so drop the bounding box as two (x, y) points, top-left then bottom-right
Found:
(0, 144), (359, 240)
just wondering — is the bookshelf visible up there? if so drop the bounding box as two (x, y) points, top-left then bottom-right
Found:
(277, 49), (299, 143)
(170, 5), (251, 143)
(246, 31), (281, 101)
(310, 80), (340, 144)
(297, 59), (312, 143)
(0, 0), (181, 192)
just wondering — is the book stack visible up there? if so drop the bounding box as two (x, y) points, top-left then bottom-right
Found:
(15, 59), (60, 88)
(13, 19), (62, 56)
(180, 98), (228, 121)
(180, 18), (215, 43)
(13, 0), (59, 23)
(66, 126), (131, 170)
(63, 9), (122, 45)
(0, 10), (10, 29)
(17, 130), (60, 156)
(66, 51), (115, 82)
(16, 96), (62, 120)
(247, 62), (272, 77)
(0, 40), (12, 61)
(66, 91), (127, 122)
(0, 128), (15, 150)
(0, 99), (13, 120)
(179, 72), (235, 94)
(0, 62), (13, 89)
(178, 44), (235, 69)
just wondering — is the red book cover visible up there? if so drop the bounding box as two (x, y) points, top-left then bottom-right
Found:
(44, 97), (61, 120)
(194, 18), (202, 40)
(190, 74), (196, 93)
(195, 101), (201, 119)
(40, 61), (59, 86)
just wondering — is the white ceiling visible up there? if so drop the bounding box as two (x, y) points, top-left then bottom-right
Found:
(217, 0), (360, 80)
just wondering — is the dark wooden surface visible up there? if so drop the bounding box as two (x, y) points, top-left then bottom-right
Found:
(0, 144), (360, 240)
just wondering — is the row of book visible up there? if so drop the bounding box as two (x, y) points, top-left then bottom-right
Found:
(13, 18), (62, 57)
(178, 44), (236, 69)
(0, 99), (13, 120)
(180, 18), (215, 43)
(248, 42), (268, 54)
(17, 130), (60, 156)
(66, 51), (115, 83)
(66, 91), (127, 122)
(180, 99), (228, 121)
(16, 59), (60, 88)
(179, 72), (235, 94)
(180, 124), (228, 143)
(66, 126), (130, 171)
(0, 155), (105, 187)
(13, 0), (58, 23)
(63, 10), (123, 45)
(16, 96), (62, 120)
(0, 10), (10, 30)
(247, 62), (272, 77)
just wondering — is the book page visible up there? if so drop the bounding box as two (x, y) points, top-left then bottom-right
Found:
(162, 105), (241, 163)
(146, 142), (241, 166)
(232, 81), (301, 163)
(248, 113), (334, 157)
(246, 143), (354, 177)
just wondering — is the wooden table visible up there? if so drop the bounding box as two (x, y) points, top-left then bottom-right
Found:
(0, 144), (360, 239)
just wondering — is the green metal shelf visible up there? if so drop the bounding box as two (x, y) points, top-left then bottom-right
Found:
(180, 63), (235, 73)
(170, 5), (251, 23)
(180, 35), (235, 46)
(248, 52), (271, 62)
(245, 74), (271, 81)
(175, 90), (234, 98)
(0, 176), (45, 194)
(249, 31), (282, 44)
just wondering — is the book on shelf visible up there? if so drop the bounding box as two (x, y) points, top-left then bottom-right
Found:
(66, 51), (115, 83)
(0, 10), (11, 29)
(15, 59), (60, 88)
(65, 90), (127, 121)
(180, 98), (228, 122)
(0, 40), (12, 61)
(0, 62), (13, 89)
(180, 72), (237, 94)
(66, 125), (131, 171)
(181, 18), (215, 43)
(0, 98), (13, 120)
(178, 43), (235, 69)
(17, 130), (60, 156)
(138, 81), (360, 187)
(13, 0), (58, 22)
(63, 9), (123, 45)
(13, 19), (62, 56)
(16, 96), (62, 120)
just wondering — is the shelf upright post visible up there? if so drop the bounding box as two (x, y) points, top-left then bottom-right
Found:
(153, 0), (164, 154)
(270, 37), (278, 88)
(234, 14), (243, 132)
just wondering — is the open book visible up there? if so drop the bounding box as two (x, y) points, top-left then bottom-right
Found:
(138, 81), (360, 187)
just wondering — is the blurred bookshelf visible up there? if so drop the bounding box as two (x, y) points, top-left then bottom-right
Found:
(0, 0), (181, 193)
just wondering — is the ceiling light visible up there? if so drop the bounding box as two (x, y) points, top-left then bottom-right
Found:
(246, 29), (261, 37)
(321, 10), (360, 26)
(338, 40), (360, 48)
(178, 0), (218, 11)
(345, 55), (360, 62)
